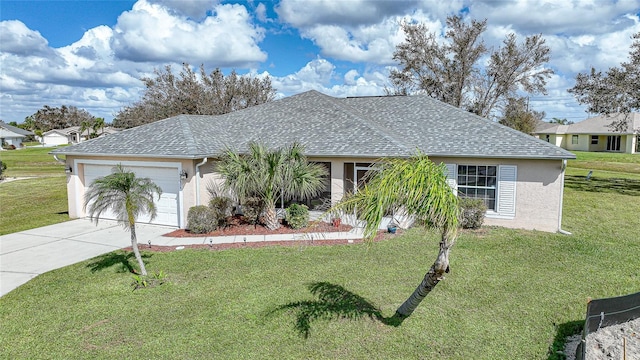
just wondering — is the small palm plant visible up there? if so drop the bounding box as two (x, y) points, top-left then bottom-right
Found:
(217, 142), (328, 230)
(84, 164), (162, 276)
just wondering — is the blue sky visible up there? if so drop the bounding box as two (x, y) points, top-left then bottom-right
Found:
(1, 0), (639, 123)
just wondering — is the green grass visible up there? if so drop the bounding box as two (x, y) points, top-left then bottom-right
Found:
(1, 151), (639, 358)
(567, 151), (640, 176)
(0, 146), (70, 235)
(0, 177), (70, 235)
(0, 146), (67, 177)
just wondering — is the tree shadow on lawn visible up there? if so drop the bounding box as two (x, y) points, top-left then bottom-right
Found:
(564, 175), (640, 196)
(268, 282), (405, 338)
(547, 319), (584, 360)
(86, 251), (152, 274)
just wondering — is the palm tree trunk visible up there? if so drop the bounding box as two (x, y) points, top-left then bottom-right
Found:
(264, 205), (280, 230)
(129, 224), (147, 276)
(395, 230), (453, 317)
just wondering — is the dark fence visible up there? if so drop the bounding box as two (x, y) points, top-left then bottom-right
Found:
(576, 291), (640, 360)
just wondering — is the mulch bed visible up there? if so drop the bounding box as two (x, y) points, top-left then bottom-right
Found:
(125, 217), (398, 253)
(163, 216), (354, 238)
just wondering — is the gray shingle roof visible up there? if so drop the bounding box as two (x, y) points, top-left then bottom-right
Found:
(0, 121), (34, 136)
(52, 90), (575, 160)
(535, 113), (640, 134)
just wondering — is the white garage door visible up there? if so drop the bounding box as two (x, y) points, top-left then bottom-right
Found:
(83, 164), (180, 226)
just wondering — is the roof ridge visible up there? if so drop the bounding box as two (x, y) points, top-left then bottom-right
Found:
(332, 96), (412, 155)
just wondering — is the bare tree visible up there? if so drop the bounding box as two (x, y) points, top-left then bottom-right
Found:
(389, 15), (553, 119)
(568, 32), (640, 132)
(30, 105), (96, 132)
(113, 63), (277, 128)
(498, 97), (545, 135)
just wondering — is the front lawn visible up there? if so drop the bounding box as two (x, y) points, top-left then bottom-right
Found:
(0, 146), (69, 235)
(567, 150), (640, 176)
(0, 145), (66, 177)
(1, 173), (638, 359)
(0, 177), (70, 235)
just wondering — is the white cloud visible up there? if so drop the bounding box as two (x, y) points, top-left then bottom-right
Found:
(269, 58), (389, 98)
(470, 0), (639, 36)
(276, 0), (421, 27)
(0, 20), (55, 56)
(148, 0), (218, 20)
(302, 17), (406, 64)
(111, 1), (267, 66)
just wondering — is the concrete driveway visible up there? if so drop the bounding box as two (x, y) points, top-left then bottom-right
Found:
(0, 219), (206, 297)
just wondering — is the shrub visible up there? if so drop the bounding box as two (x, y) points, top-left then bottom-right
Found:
(458, 197), (487, 229)
(209, 196), (233, 228)
(242, 196), (264, 225)
(0, 161), (6, 180)
(285, 203), (309, 229)
(186, 205), (216, 234)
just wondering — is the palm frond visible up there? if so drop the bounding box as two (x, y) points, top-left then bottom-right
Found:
(332, 154), (458, 240)
(83, 164), (162, 228)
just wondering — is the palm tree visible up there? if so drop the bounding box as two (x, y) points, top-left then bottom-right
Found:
(84, 164), (162, 276)
(217, 142), (328, 230)
(79, 120), (92, 141)
(92, 118), (105, 137)
(332, 154), (458, 318)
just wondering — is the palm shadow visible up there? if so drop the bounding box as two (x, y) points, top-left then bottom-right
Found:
(269, 282), (405, 338)
(86, 251), (152, 274)
(564, 175), (640, 196)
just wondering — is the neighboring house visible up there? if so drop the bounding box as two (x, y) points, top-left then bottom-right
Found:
(534, 113), (640, 154)
(43, 126), (119, 145)
(0, 121), (34, 148)
(52, 90), (575, 232)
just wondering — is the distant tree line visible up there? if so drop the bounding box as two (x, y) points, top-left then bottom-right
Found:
(569, 31), (640, 131)
(113, 63), (277, 129)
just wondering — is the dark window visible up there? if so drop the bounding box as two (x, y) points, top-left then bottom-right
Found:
(607, 135), (621, 151)
(457, 165), (497, 210)
(591, 135), (598, 145)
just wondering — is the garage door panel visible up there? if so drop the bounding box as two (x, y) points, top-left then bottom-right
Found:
(83, 164), (179, 227)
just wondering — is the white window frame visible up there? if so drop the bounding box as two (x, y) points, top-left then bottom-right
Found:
(445, 163), (516, 219)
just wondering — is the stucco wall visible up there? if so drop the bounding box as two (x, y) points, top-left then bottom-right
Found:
(565, 134), (590, 151)
(64, 155), (567, 233)
(428, 157), (565, 232)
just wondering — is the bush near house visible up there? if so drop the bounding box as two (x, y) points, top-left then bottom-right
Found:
(241, 196), (264, 225)
(209, 196), (233, 229)
(186, 205), (217, 234)
(458, 197), (487, 229)
(285, 203), (309, 229)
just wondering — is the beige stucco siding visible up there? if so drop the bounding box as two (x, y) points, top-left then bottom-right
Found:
(64, 155), (566, 233)
(429, 157), (565, 232)
(565, 134), (590, 151)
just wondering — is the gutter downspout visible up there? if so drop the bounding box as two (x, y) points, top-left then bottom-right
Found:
(558, 159), (572, 235)
(52, 155), (65, 164)
(195, 158), (208, 206)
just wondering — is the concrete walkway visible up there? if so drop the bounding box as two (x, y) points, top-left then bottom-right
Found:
(0, 219), (362, 297)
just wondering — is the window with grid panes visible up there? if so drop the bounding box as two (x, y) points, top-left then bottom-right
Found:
(457, 165), (497, 210)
